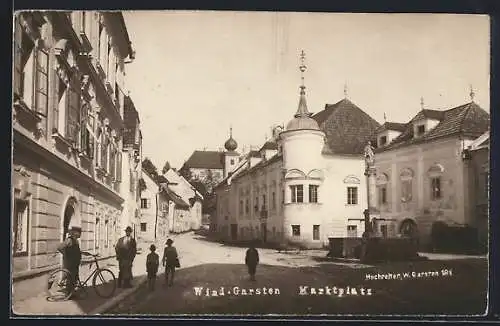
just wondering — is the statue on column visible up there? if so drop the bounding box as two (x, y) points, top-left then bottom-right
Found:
(364, 141), (375, 167)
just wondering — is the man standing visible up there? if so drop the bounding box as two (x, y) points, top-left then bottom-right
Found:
(115, 226), (137, 288)
(162, 238), (179, 287)
(57, 226), (82, 296)
(245, 240), (260, 281)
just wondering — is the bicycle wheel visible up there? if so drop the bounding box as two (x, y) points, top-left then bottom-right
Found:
(92, 268), (117, 298)
(46, 268), (73, 301)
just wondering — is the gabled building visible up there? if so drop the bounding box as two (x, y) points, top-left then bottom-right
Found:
(138, 169), (169, 243)
(373, 98), (490, 248)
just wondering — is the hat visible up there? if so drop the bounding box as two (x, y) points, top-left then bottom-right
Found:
(150, 244), (156, 251)
(69, 226), (82, 232)
(125, 226), (133, 233)
(166, 238), (173, 245)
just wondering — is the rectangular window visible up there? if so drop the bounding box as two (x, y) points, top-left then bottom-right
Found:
(347, 187), (358, 205)
(379, 135), (387, 146)
(13, 199), (29, 256)
(104, 220), (109, 248)
(313, 225), (320, 240)
(262, 194), (266, 210)
(417, 124), (426, 136)
(431, 177), (442, 200)
(309, 185), (318, 203)
(94, 218), (100, 250)
(65, 82), (81, 143)
(378, 186), (387, 205)
(347, 225), (357, 237)
(20, 28), (35, 105)
(401, 180), (412, 202)
(255, 197), (259, 212)
(140, 223), (147, 232)
(13, 17), (23, 96)
(35, 48), (49, 117)
(282, 189), (284, 204)
(292, 225), (301, 237)
(272, 192), (276, 209)
(290, 185), (304, 203)
(239, 200), (243, 214)
(245, 199), (249, 214)
(141, 198), (149, 209)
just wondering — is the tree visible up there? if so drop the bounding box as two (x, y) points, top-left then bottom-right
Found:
(162, 161), (171, 175)
(179, 164), (193, 181)
(142, 157), (159, 181)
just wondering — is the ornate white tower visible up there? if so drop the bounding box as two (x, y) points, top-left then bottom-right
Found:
(279, 50), (326, 248)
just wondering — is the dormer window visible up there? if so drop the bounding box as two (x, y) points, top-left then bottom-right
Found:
(416, 124), (426, 136)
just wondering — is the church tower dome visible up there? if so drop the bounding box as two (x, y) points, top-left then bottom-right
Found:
(224, 127), (238, 152)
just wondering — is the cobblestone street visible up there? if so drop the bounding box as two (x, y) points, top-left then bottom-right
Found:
(108, 232), (488, 316)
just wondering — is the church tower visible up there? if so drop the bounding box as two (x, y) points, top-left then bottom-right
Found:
(279, 50), (326, 248)
(223, 126), (239, 179)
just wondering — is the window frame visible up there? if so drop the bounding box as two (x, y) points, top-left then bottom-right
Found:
(347, 186), (358, 205)
(290, 185), (304, 203)
(140, 222), (147, 232)
(291, 224), (301, 237)
(13, 198), (30, 257)
(431, 176), (442, 200)
(312, 224), (320, 240)
(309, 185), (319, 203)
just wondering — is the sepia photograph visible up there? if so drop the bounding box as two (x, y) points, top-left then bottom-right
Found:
(11, 10), (490, 317)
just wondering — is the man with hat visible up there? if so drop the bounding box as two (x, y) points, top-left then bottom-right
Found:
(115, 226), (137, 288)
(162, 238), (179, 287)
(57, 225), (83, 296)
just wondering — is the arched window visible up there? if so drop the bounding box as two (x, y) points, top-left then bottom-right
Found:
(400, 168), (414, 203)
(428, 163), (444, 200)
(376, 173), (389, 205)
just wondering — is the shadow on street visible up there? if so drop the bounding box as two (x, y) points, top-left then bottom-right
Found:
(106, 257), (487, 316)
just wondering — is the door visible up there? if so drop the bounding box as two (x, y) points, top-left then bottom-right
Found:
(261, 223), (267, 242)
(230, 224), (238, 240)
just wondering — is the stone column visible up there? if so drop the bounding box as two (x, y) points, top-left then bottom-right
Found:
(363, 142), (377, 236)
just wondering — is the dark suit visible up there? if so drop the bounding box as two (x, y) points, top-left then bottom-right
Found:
(57, 236), (81, 293)
(245, 247), (259, 280)
(115, 236), (137, 287)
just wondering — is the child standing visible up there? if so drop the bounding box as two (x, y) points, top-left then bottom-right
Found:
(146, 244), (159, 291)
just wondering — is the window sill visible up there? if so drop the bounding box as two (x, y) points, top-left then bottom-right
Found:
(51, 131), (73, 148)
(345, 204), (359, 206)
(13, 251), (28, 257)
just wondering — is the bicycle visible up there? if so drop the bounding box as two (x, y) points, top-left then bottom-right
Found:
(46, 251), (117, 301)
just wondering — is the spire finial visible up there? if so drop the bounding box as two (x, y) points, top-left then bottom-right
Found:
(299, 49), (307, 88)
(294, 49), (311, 118)
(420, 96), (425, 110)
(229, 125), (233, 138)
(344, 83), (348, 99)
(469, 84), (475, 102)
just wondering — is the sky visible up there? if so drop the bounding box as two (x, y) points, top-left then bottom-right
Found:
(123, 11), (490, 170)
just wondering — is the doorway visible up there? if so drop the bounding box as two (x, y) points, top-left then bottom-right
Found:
(230, 224), (238, 240)
(261, 223), (267, 243)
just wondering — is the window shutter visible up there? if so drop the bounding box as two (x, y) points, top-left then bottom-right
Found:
(35, 48), (48, 116)
(13, 17), (23, 97)
(65, 84), (80, 142)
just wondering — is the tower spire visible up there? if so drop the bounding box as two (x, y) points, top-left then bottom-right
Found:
(295, 50), (312, 118)
(420, 96), (425, 110)
(469, 84), (475, 102)
(344, 83), (348, 99)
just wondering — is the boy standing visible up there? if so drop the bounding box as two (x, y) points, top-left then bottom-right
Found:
(146, 244), (159, 291)
(245, 241), (260, 281)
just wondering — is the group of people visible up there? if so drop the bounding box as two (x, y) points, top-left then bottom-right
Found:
(57, 225), (180, 297)
(57, 225), (262, 298)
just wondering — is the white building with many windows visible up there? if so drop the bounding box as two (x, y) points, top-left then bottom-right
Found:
(213, 55), (380, 248)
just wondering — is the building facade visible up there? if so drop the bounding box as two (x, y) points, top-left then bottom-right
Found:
(213, 55), (380, 249)
(138, 169), (168, 244)
(12, 11), (137, 276)
(163, 169), (204, 232)
(373, 100), (490, 248)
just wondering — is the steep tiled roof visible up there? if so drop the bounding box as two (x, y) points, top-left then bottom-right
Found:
(231, 153), (283, 183)
(312, 98), (381, 155)
(160, 185), (190, 209)
(260, 141), (278, 151)
(183, 150), (224, 169)
(414, 109), (445, 121)
(377, 102), (490, 152)
(377, 122), (407, 133)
